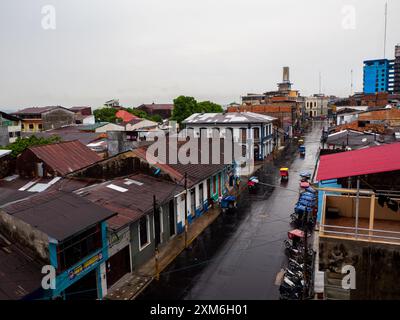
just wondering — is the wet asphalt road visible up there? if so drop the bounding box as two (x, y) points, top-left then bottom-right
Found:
(138, 122), (324, 300)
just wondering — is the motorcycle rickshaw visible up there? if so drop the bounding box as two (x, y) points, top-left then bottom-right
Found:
(299, 145), (306, 157)
(299, 171), (311, 181)
(280, 167), (289, 181)
(299, 194), (316, 204)
(220, 195), (237, 214)
(248, 176), (259, 193)
(284, 228), (306, 250)
(300, 181), (310, 189)
(291, 204), (313, 224)
(297, 198), (316, 208)
(305, 186), (316, 194)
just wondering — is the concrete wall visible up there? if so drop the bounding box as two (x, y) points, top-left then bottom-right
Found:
(0, 126), (9, 146)
(319, 236), (400, 299)
(326, 194), (400, 221)
(70, 152), (139, 180)
(0, 155), (15, 179)
(107, 131), (135, 157)
(130, 213), (155, 270)
(42, 108), (75, 131)
(129, 201), (174, 270)
(0, 210), (50, 261)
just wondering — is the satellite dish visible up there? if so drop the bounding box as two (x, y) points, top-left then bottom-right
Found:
(362, 138), (367, 143)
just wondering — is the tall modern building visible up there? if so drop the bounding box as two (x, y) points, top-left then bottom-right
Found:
(394, 44), (400, 94)
(363, 59), (394, 94)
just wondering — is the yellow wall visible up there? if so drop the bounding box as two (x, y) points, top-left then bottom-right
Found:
(21, 121), (43, 132)
(326, 195), (400, 222)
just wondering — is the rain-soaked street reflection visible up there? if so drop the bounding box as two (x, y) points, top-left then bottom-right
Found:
(138, 122), (324, 300)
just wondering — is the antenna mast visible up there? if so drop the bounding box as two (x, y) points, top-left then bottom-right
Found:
(351, 69), (354, 96)
(384, 1), (388, 58)
(319, 72), (322, 95)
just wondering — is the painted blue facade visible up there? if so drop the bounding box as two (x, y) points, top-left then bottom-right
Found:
(317, 179), (341, 222)
(43, 221), (109, 300)
(176, 169), (229, 235)
(363, 59), (394, 94)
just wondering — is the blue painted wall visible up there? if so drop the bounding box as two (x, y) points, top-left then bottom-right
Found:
(45, 221), (109, 300)
(317, 179), (341, 222)
(363, 59), (394, 94)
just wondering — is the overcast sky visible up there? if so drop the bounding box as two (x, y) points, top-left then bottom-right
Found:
(0, 0), (399, 111)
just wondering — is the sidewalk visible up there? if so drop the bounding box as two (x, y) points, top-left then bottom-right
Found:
(105, 186), (246, 300)
(105, 163), (265, 300)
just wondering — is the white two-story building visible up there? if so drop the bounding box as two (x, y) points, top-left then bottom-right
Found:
(182, 112), (276, 161)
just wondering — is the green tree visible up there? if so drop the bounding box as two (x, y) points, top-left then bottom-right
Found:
(171, 96), (223, 124)
(150, 114), (163, 123)
(125, 107), (149, 119)
(171, 96), (200, 124)
(2, 135), (61, 158)
(197, 101), (223, 113)
(93, 107), (117, 122)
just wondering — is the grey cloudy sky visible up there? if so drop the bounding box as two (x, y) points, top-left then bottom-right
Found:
(0, 0), (399, 110)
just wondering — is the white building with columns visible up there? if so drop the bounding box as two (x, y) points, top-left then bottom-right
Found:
(182, 112), (276, 161)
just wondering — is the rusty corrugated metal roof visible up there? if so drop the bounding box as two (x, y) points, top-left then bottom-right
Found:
(2, 190), (116, 241)
(14, 106), (73, 115)
(132, 138), (227, 188)
(26, 140), (102, 176)
(76, 173), (184, 230)
(0, 233), (43, 300)
(22, 125), (103, 145)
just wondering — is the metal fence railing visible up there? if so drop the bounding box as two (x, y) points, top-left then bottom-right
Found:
(320, 224), (400, 244)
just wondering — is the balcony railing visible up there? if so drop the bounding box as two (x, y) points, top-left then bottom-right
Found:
(320, 224), (400, 245)
(318, 187), (400, 245)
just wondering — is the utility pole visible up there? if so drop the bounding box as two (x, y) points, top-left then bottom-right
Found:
(350, 69), (354, 96)
(319, 72), (322, 95)
(355, 177), (360, 238)
(303, 207), (309, 299)
(153, 195), (160, 280)
(184, 172), (188, 248)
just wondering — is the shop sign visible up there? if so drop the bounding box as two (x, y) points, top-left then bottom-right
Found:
(68, 252), (103, 280)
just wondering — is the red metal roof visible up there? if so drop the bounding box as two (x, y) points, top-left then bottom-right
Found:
(26, 140), (101, 176)
(316, 143), (400, 181)
(116, 110), (138, 123)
